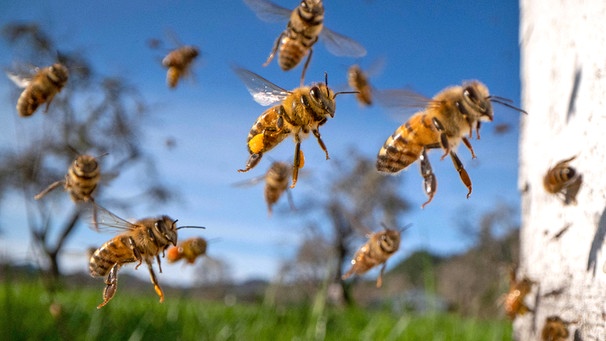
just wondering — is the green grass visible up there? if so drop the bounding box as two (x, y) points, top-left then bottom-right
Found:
(0, 279), (512, 340)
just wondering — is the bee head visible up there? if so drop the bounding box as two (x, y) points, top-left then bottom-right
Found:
(461, 81), (493, 122)
(73, 155), (99, 174)
(155, 216), (178, 246)
(300, 0), (324, 16)
(309, 83), (335, 118)
(49, 63), (69, 86)
(379, 229), (401, 253)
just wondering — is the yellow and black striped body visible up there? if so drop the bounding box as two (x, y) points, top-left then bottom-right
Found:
(264, 162), (291, 213)
(89, 216), (178, 308)
(348, 64), (372, 106)
(342, 228), (401, 288)
(274, 0), (324, 71)
(17, 63), (68, 117)
(65, 154), (101, 202)
(162, 45), (199, 88)
(543, 156), (582, 205)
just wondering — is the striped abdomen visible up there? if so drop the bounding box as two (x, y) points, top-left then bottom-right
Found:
(66, 155), (100, 202)
(278, 4), (324, 70)
(89, 236), (138, 277)
(376, 113), (439, 173)
(264, 162), (290, 211)
(246, 106), (289, 154)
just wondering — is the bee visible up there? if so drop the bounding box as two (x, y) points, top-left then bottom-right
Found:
(342, 226), (405, 288)
(543, 156), (582, 205)
(243, 0), (366, 85)
(89, 206), (205, 309)
(234, 67), (356, 188)
(501, 269), (535, 319)
(234, 161), (296, 215)
(348, 64), (373, 106)
(167, 237), (207, 264)
(34, 153), (107, 228)
(162, 45), (199, 88)
(541, 316), (570, 341)
(7, 63), (69, 117)
(376, 81), (527, 207)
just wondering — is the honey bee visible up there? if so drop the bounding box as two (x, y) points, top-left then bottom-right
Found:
(89, 206), (205, 309)
(543, 156), (582, 205)
(167, 237), (207, 264)
(541, 316), (570, 341)
(342, 226), (405, 288)
(348, 64), (373, 106)
(7, 63), (69, 117)
(501, 269), (535, 319)
(34, 153), (107, 228)
(243, 0), (366, 85)
(234, 161), (296, 215)
(376, 81), (527, 207)
(162, 45), (199, 88)
(234, 67), (356, 188)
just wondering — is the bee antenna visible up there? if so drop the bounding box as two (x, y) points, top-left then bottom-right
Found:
(488, 96), (528, 115)
(176, 225), (206, 230)
(95, 152), (110, 159)
(333, 90), (360, 99)
(324, 72), (328, 87)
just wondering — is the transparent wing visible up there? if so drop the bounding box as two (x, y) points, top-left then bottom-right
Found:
(242, 0), (292, 23)
(374, 88), (437, 109)
(233, 66), (290, 106)
(6, 71), (32, 88)
(232, 175), (267, 188)
(320, 27), (367, 58)
(93, 203), (136, 232)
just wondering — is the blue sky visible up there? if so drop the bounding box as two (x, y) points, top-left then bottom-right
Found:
(0, 1), (522, 284)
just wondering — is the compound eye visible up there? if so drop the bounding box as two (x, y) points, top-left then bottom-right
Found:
(300, 0), (307, 9)
(310, 86), (321, 101)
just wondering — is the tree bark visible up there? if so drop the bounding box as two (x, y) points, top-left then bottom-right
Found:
(518, 1), (606, 339)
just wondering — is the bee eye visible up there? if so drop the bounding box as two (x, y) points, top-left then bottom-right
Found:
(310, 86), (321, 101)
(300, 1), (307, 9)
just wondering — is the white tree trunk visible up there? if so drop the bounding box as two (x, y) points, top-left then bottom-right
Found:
(519, 1), (606, 340)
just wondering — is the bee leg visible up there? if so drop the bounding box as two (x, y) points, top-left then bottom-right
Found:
(43, 95), (56, 113)
(419, 149), (437, 208)
(238, 153), (263, 173)
(462, 137), (477, 159)
(312, 128), (330, 160)
(147, 262), (164, 303)
(376, 263), (387, 288)
(475, 122), (482, 140)
(98, 264), (120, 309)
(286, 188), (296, 212)
(263, 32), (284, 67)
(156, 254), (163, 273)
(431, 117), (451, 160)
(291, 140), (302, 189)
(33, 180), (64, 200)
(300, 47), (314, 86)
(449, 151), (472, 198)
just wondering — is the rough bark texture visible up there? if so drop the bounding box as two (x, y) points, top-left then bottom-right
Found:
(518, 1), (606, 340)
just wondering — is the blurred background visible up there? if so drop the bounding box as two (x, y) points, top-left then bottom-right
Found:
(0, 0), (522, 323)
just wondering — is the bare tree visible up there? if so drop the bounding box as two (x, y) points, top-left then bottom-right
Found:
(518, 2), (606, 339)
(0, 23), (172, 281)
(279, 152), (410, 305)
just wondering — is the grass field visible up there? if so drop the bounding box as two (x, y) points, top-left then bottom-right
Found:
(0, 278), (512, 340)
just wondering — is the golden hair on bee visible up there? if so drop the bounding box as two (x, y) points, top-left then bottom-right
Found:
(543, 156), (582, 205)
(7, 63), (69, 117)
(167, 236), (208, 265)
(89, 205), (205, 308)
(234, 67), (358, 188)
(376, 81), (527, 207)
(162, 45), (199, 88)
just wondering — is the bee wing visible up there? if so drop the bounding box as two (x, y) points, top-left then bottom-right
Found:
(232, 174), (267, 188)
(320, 27), (367, 58)
(242, 0), (292, 23)
(233, 66), (290, 106)
(374, 88), (444, 117)
(6, 71), (32, 88)
(93, 203), (136, 232)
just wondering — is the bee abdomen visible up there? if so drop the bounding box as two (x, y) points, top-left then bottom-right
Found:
(166, 67), (181, 88)
(89, 246), (117, 277)
(278, 39), (308, 71)
(17, 87), (45, 117)
(376, 131), (422, 173)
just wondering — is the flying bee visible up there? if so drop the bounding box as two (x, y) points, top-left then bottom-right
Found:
(34, 152), (107, 229)
(88, 206), (205, 309)
(375, 81), (527, 207)
(167, 237), (207, 265)
(348, 64), (373, 106)
(243, 0), (366, 85)
(234, 67), (357, 188)
(342, 225), (406, 288)
(541, 316), (573, 341)
(7, 63), (69, 117)
(162, 45), (199, 88)
(500, 268), (535, 319)
(234, 161), (296, 215)
(543, 156), (582, 205)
